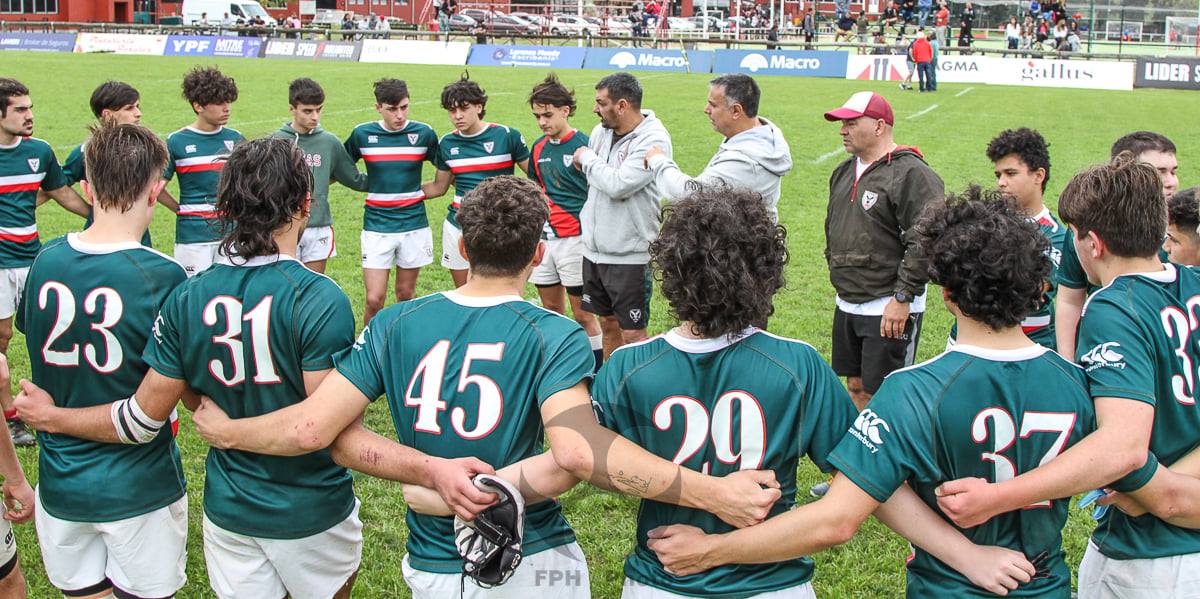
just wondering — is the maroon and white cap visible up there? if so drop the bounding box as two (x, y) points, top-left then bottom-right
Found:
(823, 91), (895, 126)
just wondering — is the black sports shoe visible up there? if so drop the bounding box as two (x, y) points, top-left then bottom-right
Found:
(7, 419), (35, 447)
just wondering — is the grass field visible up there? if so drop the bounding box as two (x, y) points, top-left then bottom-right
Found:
(4, 51), (1200, 597)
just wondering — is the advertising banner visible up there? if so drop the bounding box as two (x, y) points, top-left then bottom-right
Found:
(261, 39), (361, 61)
(987, 58), (1134, 91)
(1135, 57), (1200, 90)
(164, 35), (262, 58)
(468, 45), (586, 69)
(845, 54), (911, 81)
(74, 33), (168, 56)
(0, 32), (76, 53)
(713, 49), (846, 78)
(359, 39), (471, 65)
(582, 48), (713, 73)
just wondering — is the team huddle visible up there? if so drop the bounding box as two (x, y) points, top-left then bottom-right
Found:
(0, 63), (1195, 599)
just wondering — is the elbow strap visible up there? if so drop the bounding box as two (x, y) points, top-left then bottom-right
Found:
(110, 395), (166, 445)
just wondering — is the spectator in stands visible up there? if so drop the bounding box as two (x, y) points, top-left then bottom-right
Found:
(918, 0), (932, 27)
(856, 11), (870, 51)
(1004, 16), (1020, 56)
(1028, 0), (1040, 19)
(835, 0), (850, 19)
(881, 1), (900, 35)
(375, 13), (391, 38)
(836, 13), (857, 43)
(1164, 188), (1200, 266)
(934, 1), (949, 45)
(1052, 17), (1068, 49)
(1065, 23), (1081, 52)
(766, 24), (780, 49)
(901, 0), (916, 34)
(199, 11), (208, 23)
(1020, 22), (1033, 52)
(913, 28), (934, 92)
(339, 12), (355, 39)
(802, 9), (816, 50)
(630, 9), (644, 44)
(958, 1), (975, 49)
(872, 31), (890, 54)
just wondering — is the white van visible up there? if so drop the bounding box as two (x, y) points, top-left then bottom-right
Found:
(182, 0), (277, 26)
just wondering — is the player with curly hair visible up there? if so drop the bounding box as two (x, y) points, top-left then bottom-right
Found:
(1164, 187), (1200, 265)
(647, 187), (1096, 597)
(165, 66), (244, 277)
(423, 75), (530, 287)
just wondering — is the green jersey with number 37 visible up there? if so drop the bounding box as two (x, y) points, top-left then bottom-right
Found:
(333, 291), (591, 573)
(828, 344), (1094, 598)
(18, 235), (187, 522)
(592, 329), (857, 598)
(1076, 263), (1200, 560)
(143, 254), (356, 539)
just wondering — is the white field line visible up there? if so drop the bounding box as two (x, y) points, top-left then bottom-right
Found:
(955, 87), (975, 97)
(811, 147), (845, 164)
(906, 104), (939, 120)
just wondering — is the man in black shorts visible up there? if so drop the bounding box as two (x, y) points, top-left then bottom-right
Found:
(823, 91), (944, 414)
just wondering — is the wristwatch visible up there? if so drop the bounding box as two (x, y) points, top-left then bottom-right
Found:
(893, 291), (914, 304)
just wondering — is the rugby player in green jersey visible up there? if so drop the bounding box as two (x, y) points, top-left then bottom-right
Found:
(0, 356), (34, 599)
(1163, 188), (1200, 266)
(935, 157), (1200, 598)
(17, 123), (189, 599)
(648, 189), (1101, 597)
(190, 176), (783, 598)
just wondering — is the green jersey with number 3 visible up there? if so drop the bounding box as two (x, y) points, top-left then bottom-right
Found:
(1076, 263), (1200, 560)
(332, 291), (591, 573)
(18, 234), (187, 522)
(143, 254), (356, 539)
(592, 329), (857, 598)
(828, 344), (1094, 598)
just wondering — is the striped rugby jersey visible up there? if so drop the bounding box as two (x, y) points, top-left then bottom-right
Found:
(529, 129), (588, 239)
(433, 123), (529, 229)
(344, 120), (439, 234)
(0, 136), (68, 267)
(164, 126), (244, 244)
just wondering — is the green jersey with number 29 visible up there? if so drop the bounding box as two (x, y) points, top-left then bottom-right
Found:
(333, 291), (592, 573)
(828, 344), (1094, 598)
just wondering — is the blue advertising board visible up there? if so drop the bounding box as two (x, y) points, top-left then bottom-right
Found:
(0, 32), (76, 53)
(582, 48), (713, 73)
(713, 49), (847, 78)
(468, 45), (586, 69)
(164, 35), (262, 58)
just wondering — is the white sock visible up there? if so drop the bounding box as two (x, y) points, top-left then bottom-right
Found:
(588, 334), (603, 351)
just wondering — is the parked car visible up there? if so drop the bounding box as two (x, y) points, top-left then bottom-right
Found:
(688, 15), (724, 31)
(511, 11), (548, 28)
(486, 14), (540, 34)
(604, 17), (632, 34)
(448, 13), (478, 31)
(460, 8), (496, 23)
(666, 16), (698, 30)
(548, 14), (598, 35)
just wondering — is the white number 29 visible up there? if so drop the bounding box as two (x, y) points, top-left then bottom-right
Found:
(653, 391), (766, 473)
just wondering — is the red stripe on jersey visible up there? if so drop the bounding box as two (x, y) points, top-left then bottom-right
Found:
(366, 195), (426, 208)
(177, 210), (220, 218)
(450, 160), (514, 174)
(176, 162), (225, 173)
(547, 200), (581, 237)
(0, 231), (38, 243)
(1021, 324), (1048, 334)
(0, 182), (41, 194)
(363, 154), (425, 162)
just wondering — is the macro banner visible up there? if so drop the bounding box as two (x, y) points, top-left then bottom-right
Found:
(164, 35), (263, 58)
(1135, 57), (1200, 90)
(713, 49), (846, 78)
(582, 48), (713, 73)
(261, 39), (361, 61)
(74, 33), (168, 56)
(0, 32), (76, 52)
(468, 44), (586, 69)
(358, 39), (471, 65)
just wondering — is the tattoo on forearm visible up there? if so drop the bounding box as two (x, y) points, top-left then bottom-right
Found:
(610, 469), (652, 496)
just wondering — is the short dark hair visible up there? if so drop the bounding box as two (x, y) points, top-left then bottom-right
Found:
(288, 77), (325, 107)
(441, 76), (488, 118)
(709, 74), (760, 118)
(1111, 131), (1176, 159)
(1168, 187), (1200, 233)
(84, 123), (167, 213)
(456, 176), (548, 278)
(916, 186), (1049, 330)
(374, 78), (409, 105)
(89, 81), (140, 119)
(651, 186), (786, 338)
(528, 73), (576, 116)
(181, 66), (238, 112)
(217, 137), (312, 260)
(986, 128), (1051, 192)
(595, 72), (642, 108)
(0, 78), (29, 118)
(1059, 154), (1166, 259)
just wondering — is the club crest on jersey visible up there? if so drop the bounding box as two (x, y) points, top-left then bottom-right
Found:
(483, 141), (495, 153)
(26, 158), (39, 172)
(861, 190), (878, 211)
(1080, 342), (1126, 371)
(408, 133), (419, 144)
(368, 135), (378, 144)
(224, 140), (235, 151)
(850, 408), (889, 453)
(563, 154), (573, 167)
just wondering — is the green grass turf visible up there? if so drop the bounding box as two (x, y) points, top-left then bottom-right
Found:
(3, 51), (1199, 597)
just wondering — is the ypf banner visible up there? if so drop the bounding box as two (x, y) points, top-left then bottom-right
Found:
(164, 36), (262, 58)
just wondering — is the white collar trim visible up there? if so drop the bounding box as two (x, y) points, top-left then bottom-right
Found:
(441, 290), (524, 307)
(950, 343), (1048, 362)
(216, 253), (300, 268)
(67, 233), (144, 254)
(662, 327), (757, 354)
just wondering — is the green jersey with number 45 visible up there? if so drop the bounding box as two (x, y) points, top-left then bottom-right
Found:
(1076, 263), (1200, 560)
(18, 234), (187, 522)
(143, 254), (356, 539)
(333, 291), (592, 573)
(592, 329), (856, 598)
(828, 344), (1094, 598)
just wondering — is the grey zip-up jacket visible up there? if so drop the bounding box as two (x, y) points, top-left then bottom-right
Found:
(646, 117), (792, 221)
(577, 110), (673, 265)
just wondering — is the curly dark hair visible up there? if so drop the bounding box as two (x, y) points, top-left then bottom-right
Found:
(650, 186), (787, 338)
(987, 128), (1050, 192)
(1059, 153), (1166, 258)
(528, 73), (575, 116)
(457, 176), (548, 278)
(181, 66), (238, 112)
(915, 185), (1049, 331)
(441, 75), (487, 118)
(216, 137), (312, 260)
(1168, 187), (1200, 232)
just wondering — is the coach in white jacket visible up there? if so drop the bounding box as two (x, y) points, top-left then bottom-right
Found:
(572, 72), (673, 355)
(644, 74), (792, 222)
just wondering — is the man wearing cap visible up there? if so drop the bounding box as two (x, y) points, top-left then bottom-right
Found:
(823, 91), (944, 414)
